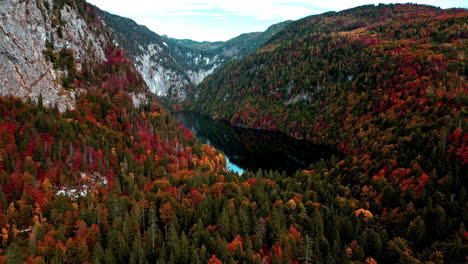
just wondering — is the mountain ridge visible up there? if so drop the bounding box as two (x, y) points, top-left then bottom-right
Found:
(98, 9), (291, 102)
(97, 9), (224, 101)
(188, 3), (467, 140)
(0, 1), (467, 263)
(186, 5), (467, 261)
(170, 20), (292, 58)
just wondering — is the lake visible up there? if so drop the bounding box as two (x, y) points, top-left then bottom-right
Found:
(172, 111), (336, 174)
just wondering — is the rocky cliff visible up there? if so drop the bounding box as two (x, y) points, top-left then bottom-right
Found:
(99, 10), (291, 102)
(0, 0), (113, 111)
(98, 10), (225, 102)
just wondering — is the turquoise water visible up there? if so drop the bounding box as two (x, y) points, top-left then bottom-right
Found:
(226, 156), (245, 175)
(172, 111), (336, 175)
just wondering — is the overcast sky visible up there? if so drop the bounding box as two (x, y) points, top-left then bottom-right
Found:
(87, 0), (467, 41)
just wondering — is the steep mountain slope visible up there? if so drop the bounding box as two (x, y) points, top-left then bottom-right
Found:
(172, 20), (292, 58)
(0, 0), (230, 262)
(186, 4), (468, 262)
(98, 10), (290, 102)
(0, 0), (112, 111)
(1, 1), (468, 264)
(98, 10), (226, 101)
(189, 4), (467, 141)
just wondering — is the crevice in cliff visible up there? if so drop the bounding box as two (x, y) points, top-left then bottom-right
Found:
(14, 65), (29, 93)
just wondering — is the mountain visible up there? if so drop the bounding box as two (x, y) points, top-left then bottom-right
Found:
(98, 10), (227, 102)
(186, 3), (468, 261)
(0, 0), (232, 262)
(98, 10), (291, 102)
(1, 1), (467, 263)
(0, 0), (114, 111)
(171, 20), (292, 58)
(189, 4), (467, 140)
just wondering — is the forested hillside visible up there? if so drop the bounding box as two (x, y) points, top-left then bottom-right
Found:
(189, 4), (467, 142)
(185, 3), (468, 263)
(99, 11), (289, 102)
(0, 46), (231, 263)
(171, 20), (292, 58)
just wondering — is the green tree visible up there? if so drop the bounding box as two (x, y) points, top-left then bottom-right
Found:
(5, 242), (23, 264)
(302, 235), (313, 264)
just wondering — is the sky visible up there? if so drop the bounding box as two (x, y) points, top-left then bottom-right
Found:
(87, 0), (467, 41)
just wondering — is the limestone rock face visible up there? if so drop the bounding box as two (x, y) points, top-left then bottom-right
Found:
(0, 0), (109, 111)
(132, 43), (191, 100)
(99, 10), (225, 102)
(131, 44), (224, 102)
(98, 10), (291, 103)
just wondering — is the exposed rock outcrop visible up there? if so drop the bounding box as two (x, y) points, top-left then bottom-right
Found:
(0, 0), (109, 111)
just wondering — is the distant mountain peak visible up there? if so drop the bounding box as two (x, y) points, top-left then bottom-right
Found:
(98, 10), (292, 102)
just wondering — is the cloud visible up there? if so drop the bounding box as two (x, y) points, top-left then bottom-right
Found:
(87, 0), (467, 41)
(89, 0), (322, 20)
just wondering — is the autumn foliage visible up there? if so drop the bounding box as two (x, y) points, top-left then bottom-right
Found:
(0, 2), (467, 264)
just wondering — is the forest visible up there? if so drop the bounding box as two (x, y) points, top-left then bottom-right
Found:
(3, 85), (465, 263)
(185, 3), (468, 263)
(0, 1), (467, 264)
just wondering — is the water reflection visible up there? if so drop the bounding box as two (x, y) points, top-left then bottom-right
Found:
(172, 111), (336, 174)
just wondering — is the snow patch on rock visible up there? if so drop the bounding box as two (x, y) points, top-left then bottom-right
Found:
(56, 172), (108, 199)
(285, 92), (313, 105)
(131, 92), (149, 107)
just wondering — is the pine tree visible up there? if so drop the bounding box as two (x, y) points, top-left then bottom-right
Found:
(92, 242), (105, 264)
(302, 235), (313, 264)
(104, 248), (116, 264)
(130, 234), (146, 264)
(310, 207), (324, 239)
(268, 207), (286, 243)
(107, 229), (129, 263)
(5, 242), (23, 264)
(218, 205), (232, 240)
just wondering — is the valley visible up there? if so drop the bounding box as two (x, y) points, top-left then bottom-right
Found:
(0, 0), (466, 263)
(172, 111), (337, 175)
(99, 10), (290, 102)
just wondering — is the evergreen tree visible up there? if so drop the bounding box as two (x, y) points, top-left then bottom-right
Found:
(5, 242), (23, 264)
